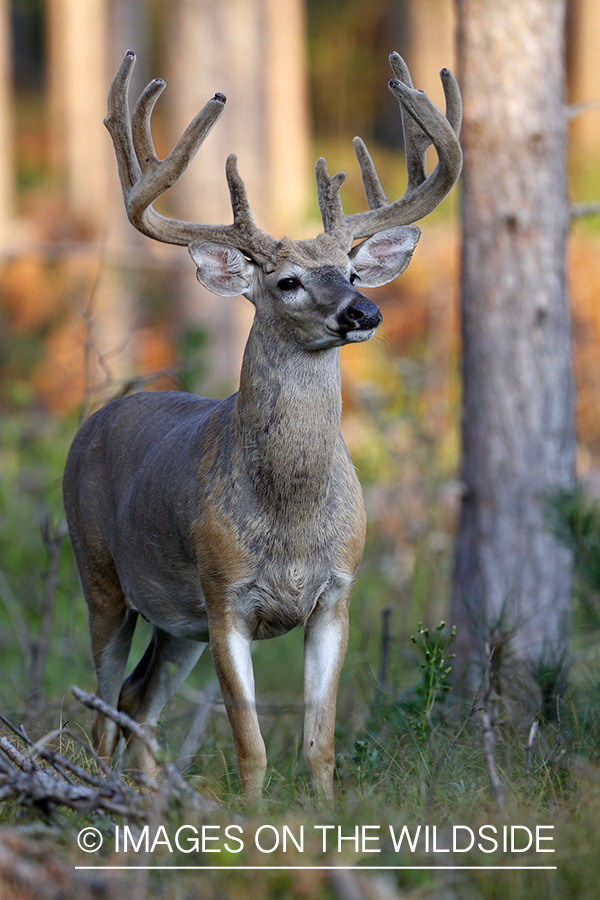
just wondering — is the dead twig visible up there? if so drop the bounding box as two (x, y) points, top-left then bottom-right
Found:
(0, 712), (76, 786)
(531, 693), (562, 776)
(176, 681), (219, 774)
(377, 605), (393, 693)
(0, 731), (146, 819)
(481, 709), (505, 807)
(525, 718), (539, 779)
(0, 568), (31, 673)
(480, 642), (506, 808)
(27, 730), (120, 789)
(71, 685), (215, 812)
(438, 648), (494, 772)
(424, 649), (493, 813)
(570, 201), (600, 220)
(71, 685), (162, 762)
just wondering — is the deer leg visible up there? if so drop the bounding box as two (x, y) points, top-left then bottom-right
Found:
(118, 627), (206, 774)
(85, 575), (138, 762)
(209, 622), (266, 799)
(303, 594), (350, 802)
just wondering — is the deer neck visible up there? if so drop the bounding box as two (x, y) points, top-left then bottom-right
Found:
(234, 321), (342, 508)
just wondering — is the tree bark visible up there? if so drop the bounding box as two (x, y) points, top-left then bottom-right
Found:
(451, 0), (575, 690)
(164, 0), (310, 397)
(567, 0), (600, 162)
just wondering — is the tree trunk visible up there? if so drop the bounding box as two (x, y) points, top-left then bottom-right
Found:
(46, 0), (111, 226)
(567, 0), (600, 162)
(0, 0), (13, 240)
(164, 0), (310, 397)
(451, 0), (575, 696)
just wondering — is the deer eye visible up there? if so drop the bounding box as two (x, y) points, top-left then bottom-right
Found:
(277, 277), (301, 292)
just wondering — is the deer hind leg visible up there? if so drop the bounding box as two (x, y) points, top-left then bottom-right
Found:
(117, 627), (206, 775)
(84, 572), (138, 763)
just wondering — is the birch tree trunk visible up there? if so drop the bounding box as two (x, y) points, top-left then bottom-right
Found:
(450, 0), (575, 700)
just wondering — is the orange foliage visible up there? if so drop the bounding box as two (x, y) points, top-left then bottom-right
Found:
(376, 228), (460, 352)
(30, 319), (87, 412)
(134, 325), (176, 376)
(0, 256), (64, 331)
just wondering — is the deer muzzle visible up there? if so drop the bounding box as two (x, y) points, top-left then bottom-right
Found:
(337, 297), (382, 334)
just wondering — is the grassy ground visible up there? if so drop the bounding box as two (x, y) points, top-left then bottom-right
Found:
(1, 399), (599, 900)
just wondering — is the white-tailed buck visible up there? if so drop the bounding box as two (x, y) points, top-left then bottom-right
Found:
(63, 50), (461, 800)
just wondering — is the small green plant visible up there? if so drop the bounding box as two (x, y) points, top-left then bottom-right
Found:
(365, 621), (457, 746)
(411, 621), (456, 745)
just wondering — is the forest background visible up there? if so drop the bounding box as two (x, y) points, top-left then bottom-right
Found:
(1, 1), (600, 899)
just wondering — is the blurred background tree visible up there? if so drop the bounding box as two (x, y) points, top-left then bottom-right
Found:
(450, 0), (575, 703)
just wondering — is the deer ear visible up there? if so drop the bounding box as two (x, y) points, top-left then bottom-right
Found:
(349, 226), (421, 287)
(188, 241), (256, 297)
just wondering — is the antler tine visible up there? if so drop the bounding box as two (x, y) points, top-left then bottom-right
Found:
(130, 77), (165, 173)
(127, 83), (227, 235)
(104, 50), (141, 198)
(389, 51), (429, 189)
(105, 51), (278, 263)
(314, 158), (353, 250)
(440, 67), (462, 137)
(319, 53), (462, 247)
(224, 154), (276, 252)
(352, 137), (388, 210)
(387, 71), (462, 195)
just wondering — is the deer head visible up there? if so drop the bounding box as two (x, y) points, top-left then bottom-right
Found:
(104, 50), (462, 352)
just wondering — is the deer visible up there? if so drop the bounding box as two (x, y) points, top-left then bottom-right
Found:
(63, 49), (462, 802)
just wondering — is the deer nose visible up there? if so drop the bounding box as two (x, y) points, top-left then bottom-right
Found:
(338, 298), (382, 331)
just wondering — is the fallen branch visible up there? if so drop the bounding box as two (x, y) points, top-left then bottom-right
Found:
(0, 686), (219, 823)
(71, 685), (216, 812)
(0, 732), (146, 819)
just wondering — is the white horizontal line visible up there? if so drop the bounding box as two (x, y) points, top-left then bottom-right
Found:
(75, 865), (557, 871)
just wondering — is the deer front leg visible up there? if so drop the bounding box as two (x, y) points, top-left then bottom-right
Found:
(303, 592), (350, 803)
(209, 617), (266, 799)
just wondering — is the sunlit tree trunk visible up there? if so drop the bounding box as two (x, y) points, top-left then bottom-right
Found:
(451, 0), (575, 701)
(568, 0), (600, 162)
(46, 0), (138, 387)
(406, 0), (456, 112)
(0, 0), (13, 240)
(46, 0), (110, 226)
(165, 0), (309, 395)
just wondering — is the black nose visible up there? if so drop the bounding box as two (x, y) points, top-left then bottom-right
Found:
(338, 299), (382, 331)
